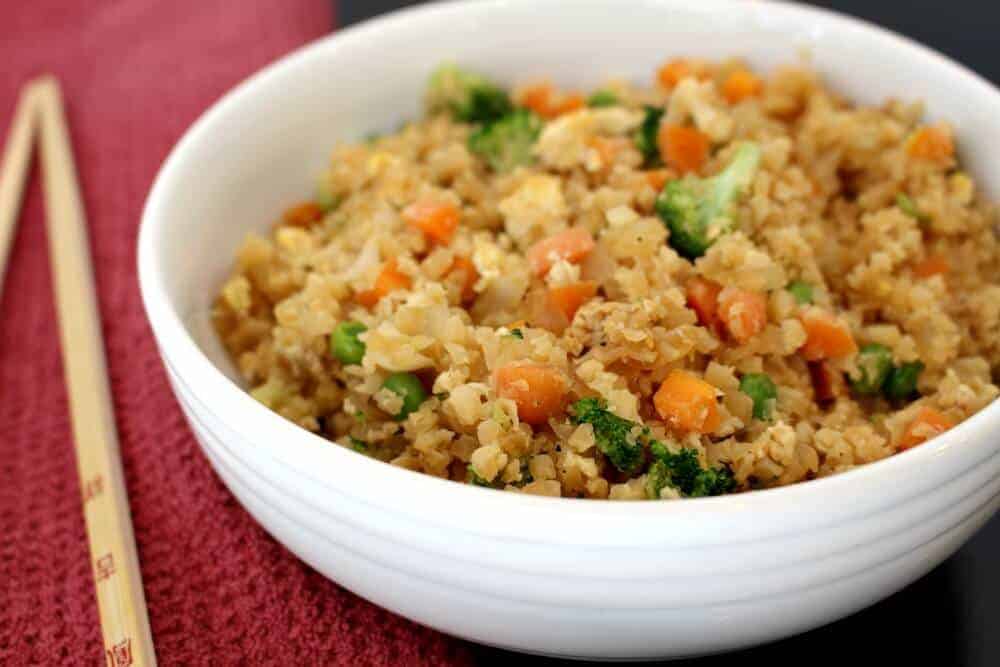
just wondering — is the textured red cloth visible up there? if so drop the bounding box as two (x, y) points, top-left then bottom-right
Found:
(0, 2), (475, 664)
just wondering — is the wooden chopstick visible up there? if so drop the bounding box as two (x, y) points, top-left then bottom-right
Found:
(0, 82), (40, 293)
(34, 76), (157, 667)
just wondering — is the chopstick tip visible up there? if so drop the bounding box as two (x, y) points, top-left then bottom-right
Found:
(27, 75), (61, 101)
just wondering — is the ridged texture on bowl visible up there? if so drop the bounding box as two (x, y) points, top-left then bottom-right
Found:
(164, 357), (1000, 657)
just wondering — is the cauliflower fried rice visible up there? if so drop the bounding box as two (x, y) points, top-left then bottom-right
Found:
(213, 59), (1000, 500)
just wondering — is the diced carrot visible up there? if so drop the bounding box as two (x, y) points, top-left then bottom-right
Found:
(717, 287), (768, 343)
(495, 363), (569, 425)
(653, 369), (721, 434)
(899, 406), (955, 451)
(686, 277), (723, 336)
(449, 255), (479, 303)
(657, 123), (709, 174)
(913, 254), (949, 279)
(282, 202), (323, 227)
(521, 83), (554, 116)
(809, 176), (823, 196)
(580, 240), (616, 286)
(587, 136), (626, 170)
(526, 228), (596, 276)
(355, 290), (380, 308)
(551, 92), (585, 116)
(402, 199), (461, 245)
(527, 287), (569, 333)
(906, 125), (954, 163)
(721, 69), (763, 104)
(375, 260), (411, 293)
(798, 307), (858, 361)
(520, 84), (583, 119)
(645, 169), (670, 191)
(808, 360), (846, 404)
(547, 281), (598, 321)
(657, 59), (693, 89)
(355, 259), (412, 307)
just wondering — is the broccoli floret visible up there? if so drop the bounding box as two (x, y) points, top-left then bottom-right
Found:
(467, 464), (493, 487)
(648, 441), (735, 498)
(587, 90), (619, 108)
(645, 459), (674, 500)
(468, 109), (542, 172)
(512, 458), (534, 488)
(635, 105), (664, 164)
(569, 398), (735, 495)
(568, 398), (644, 474)
(427, 63), (512, 124)
(655, 142), (762, 259)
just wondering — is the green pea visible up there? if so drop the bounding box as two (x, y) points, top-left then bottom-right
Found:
(315, 184), (342, 213)
(330, 321), (367, 365)
(896, 193), (929, 223)
(587, 90), (619, 108)
(787, 280), (814, 305)
(850, 344), (894, 395)
(885, 361), (924, 401)
(383, 372), (428, 420)
(739, 373), (778, 420)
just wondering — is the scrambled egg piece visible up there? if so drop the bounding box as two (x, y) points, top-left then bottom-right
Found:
(535, 108), (642, 170)
(497, 174), (568, 248)
(666, 77), (734, 143)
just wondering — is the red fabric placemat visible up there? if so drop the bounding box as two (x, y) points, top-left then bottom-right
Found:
(0, 2), (474, 664)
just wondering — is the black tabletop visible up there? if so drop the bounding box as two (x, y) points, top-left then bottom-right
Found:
(338, 2), (1000, 664)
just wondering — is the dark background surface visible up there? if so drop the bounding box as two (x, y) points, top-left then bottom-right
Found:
(339, 1), (999, 665)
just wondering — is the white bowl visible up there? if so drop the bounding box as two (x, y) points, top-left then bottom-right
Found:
(138, 0), (1000, 659)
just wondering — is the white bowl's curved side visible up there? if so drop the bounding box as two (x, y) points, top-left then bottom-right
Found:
(164, 350), (1000, 606)
(165, 361), (1000, 658)
(138, 0), (1000, 659)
